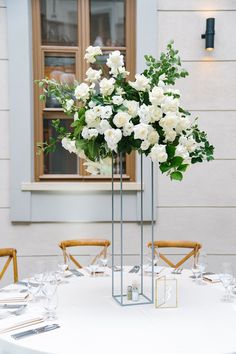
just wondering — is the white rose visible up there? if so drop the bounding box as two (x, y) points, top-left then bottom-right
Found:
(129, 74), (150, 92)
(138, 104), (151, 124)
(149, 86), (165, 105)
(149, 144), (168, 163)
(123, 100), (139, 118)
(106, 50), (124, 69)
(141, 140), (150, 151)
(61, 137), (77, 154)
(104, 128), (122, 151)
(179, 135), (197, 153)
(100, 105), (113, 119)
(84, 45), (102, 64)
(116, 87), (125, 96)
(148, 130), (159, 145)
(74, 112), (79, 121)
(113, 111), (131, 128)
(149, 105), (162, 122)
(159, 112), (180, 130)
(123, 122), (134, 137)
(133, 123), (149, 140)
(176, 116), (190, 133)
(98, 119), (112, 134)
(74, 83), (90, 102)
(112, 95), (124, 106)
(65, 99), (74, 112)
(164, 129), (177, 142)
(176, 144), (189, 160)
(85, 67), (102, 82)
(161, 96), (180, 113)
(81, 127), (98, 140)
(88, 100), (96, 108)
(85, 109), (100, 128)
(100, 78), (115, 96)
(92, 105), (103, 116)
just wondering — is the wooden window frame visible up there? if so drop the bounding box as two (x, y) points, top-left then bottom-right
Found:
(32, 0), (136, 182)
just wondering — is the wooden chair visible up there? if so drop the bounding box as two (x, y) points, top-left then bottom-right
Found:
(0, 248), (18, 283)
(147, 240), (202, 269)
(59, 239), (111, 269)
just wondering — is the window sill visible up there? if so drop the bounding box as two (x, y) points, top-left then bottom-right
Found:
(21, 182), (142, 192)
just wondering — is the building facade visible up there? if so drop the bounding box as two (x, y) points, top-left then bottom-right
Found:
(0, 0), (236, 284)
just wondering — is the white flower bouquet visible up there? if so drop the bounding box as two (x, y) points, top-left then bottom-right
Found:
(37, 41), (214, 180)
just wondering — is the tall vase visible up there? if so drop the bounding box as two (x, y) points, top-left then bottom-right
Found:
(111, 152), (154, 306)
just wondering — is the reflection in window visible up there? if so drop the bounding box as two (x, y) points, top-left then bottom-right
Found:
(40, 0), (77, 46)
(90, 0), (125, 47)
(43, 119), (77, 174)
(44, 54), (76, 107)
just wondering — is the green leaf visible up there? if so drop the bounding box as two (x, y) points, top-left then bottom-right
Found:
(177, 164), (188, 172)
(171, 156), (183, 167)
(166, 145), (175, 159)
(170, 171), (183, 181)
(39, 94), (46, 101)
(160, 162), (172, 173)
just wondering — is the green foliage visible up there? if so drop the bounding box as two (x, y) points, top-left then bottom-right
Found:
(143, 40), (189, 87)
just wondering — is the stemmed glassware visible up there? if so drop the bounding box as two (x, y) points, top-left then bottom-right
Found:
(196, 252), (208, 285)
(219, 262), (233, 302)
(99, 254), (108, 276)
(41, 273), (58, 320)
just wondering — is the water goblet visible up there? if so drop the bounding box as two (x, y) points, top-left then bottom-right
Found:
(89, 263), (98, 277)
(196, 252), (207, 285)
(99, 255), (108, 276)
(219, 262), (233, 302)
(41, 277), (58, 320)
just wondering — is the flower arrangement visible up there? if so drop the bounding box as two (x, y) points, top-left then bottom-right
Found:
(37, 41), (214, 180)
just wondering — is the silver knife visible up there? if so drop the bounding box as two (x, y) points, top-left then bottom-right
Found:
(0, 304), (25, 309)
(11, 324), (60, 340)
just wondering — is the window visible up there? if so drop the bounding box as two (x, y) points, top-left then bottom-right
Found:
(32, 0), (136, 181)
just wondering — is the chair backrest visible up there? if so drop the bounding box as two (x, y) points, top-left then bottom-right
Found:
(0, 248), (18, 283)
(147, 240), (202, 268)
(58, 239), (111, 268)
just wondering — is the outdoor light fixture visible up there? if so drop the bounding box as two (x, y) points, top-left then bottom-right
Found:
(201, 18), (215, 51)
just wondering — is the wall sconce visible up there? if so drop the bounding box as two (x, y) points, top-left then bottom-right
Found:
(201, 18), (215, 51)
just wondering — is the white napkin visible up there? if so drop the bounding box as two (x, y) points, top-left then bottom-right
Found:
(0, 292), (29, 304)
(144, 265), (164, 273)
(0, 313), (45, 334)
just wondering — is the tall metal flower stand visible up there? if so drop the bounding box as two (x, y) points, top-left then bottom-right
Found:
(111, 152), (154, 306)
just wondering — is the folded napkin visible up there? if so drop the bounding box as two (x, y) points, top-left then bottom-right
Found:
(0, 313), (45, 334)
(0, 292), (29, 304)
(203, 273), (221, 283)
(144, 265), (164, 273)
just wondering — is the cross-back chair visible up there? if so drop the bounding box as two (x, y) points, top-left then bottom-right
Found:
(0, 248), (18, 283)
(147, 240), (202, 269)
(59, 239), (111, 269)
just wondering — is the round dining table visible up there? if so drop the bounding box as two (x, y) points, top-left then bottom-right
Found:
(0, 268), (235, 354)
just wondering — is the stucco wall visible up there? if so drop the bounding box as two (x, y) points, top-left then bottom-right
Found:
(0, 0), (236, 285)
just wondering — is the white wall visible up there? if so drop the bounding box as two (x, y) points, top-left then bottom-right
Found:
(0, 0), (236, 286)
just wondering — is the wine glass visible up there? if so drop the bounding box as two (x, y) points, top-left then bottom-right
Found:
(27, 277), (41, 302)
(191, 265), (201, 282)
(57, 255), (69, 282)
(99, 254), (108, 276)
(196, 252), (207, 285)
(41, 276), (58, 320)
(219, 262), (233, 302)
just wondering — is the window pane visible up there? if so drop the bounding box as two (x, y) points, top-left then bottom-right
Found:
(40, 0), (77, 46)
(90, 0), (125, 47)
(43, 118), (78, 174)
(44, 53), (76, 107)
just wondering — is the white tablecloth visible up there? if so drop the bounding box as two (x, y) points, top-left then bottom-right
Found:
(0, 268), (235, 354)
